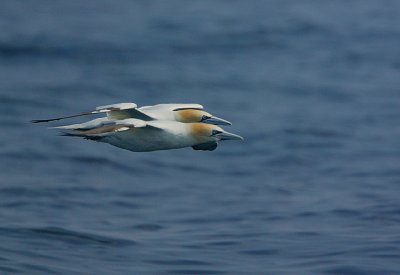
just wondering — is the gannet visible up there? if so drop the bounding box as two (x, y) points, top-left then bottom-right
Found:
(55, 119), (243, 152)
(32, 102), (231, 125)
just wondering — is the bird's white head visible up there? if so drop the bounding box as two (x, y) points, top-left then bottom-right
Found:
(188, 123), (243, 143)
(175, 109), (232, 125)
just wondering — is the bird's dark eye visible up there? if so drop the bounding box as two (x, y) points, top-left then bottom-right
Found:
(212, 129), (222, 136)
(201, 115), (211, 121)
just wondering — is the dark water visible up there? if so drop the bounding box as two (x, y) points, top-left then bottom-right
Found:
(1, 1), (400, 274)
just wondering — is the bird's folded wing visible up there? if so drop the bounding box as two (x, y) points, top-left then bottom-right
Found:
(95, 103), (138, 111)
(170, 103), (204, 111)
(31, 102), (138, 123)
(106, 108), (153, 121)
(140, 103), (204, 112)
(59, 118), (150, 138)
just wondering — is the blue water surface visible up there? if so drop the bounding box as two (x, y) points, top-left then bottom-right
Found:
(1, 1), (400, 274)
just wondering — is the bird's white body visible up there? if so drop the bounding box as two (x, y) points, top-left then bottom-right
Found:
(57, 118), (242, 152)
(100, 121), (195, 152)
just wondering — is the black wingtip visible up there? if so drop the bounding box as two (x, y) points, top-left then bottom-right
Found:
(58, 131), (84, 137)
(31, 118), (64, 123)
(58, 132), (75, 137)
(31, 119), (48, 123)
(58, 132), (102, 141)
(31, 112), (95, 124)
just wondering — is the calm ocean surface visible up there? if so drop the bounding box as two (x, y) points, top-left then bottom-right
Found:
(1, 1), (400, 274)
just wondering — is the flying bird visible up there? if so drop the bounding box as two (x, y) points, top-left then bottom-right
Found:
(56, 118), (243, 152)
(32, 102), (231, 125)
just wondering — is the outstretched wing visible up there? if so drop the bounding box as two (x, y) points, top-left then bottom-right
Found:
(31, 102), (141, 123)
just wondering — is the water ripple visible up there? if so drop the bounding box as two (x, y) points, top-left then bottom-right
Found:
(0, 227), (136, 247)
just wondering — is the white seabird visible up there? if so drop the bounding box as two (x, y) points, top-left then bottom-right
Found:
(56, 118), (243, 152)
(32, 102), (231, 125)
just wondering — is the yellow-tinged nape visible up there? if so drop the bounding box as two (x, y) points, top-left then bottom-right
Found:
(188, 123), (222, 142)
(189, 123), (214, 136)
(175, 109), (210, 123)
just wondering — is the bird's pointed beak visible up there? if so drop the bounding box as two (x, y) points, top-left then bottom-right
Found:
(203, 116), (232, 125)
(217, 130), (244, 141)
